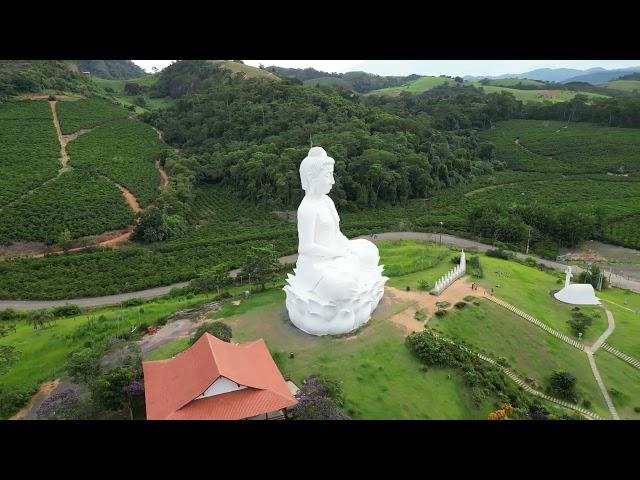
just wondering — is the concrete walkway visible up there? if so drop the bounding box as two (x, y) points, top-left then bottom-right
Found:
(590, 309), (616, 353)
(586, 351), (620, 420)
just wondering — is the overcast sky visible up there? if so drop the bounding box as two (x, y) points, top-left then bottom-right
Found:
(132, 60), (640, 77)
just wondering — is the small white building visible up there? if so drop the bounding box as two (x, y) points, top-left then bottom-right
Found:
(553, 267), (601, 306)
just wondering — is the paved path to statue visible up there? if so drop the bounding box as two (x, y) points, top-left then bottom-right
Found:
(2, 231), (639, 310)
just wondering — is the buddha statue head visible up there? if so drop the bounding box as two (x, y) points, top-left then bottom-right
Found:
(299, 147), (335, 195)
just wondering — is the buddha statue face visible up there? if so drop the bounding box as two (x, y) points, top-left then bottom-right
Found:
(300, 147), (335, 196)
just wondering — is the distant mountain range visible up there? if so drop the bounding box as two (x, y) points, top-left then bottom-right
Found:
(464, 66), (640, 84)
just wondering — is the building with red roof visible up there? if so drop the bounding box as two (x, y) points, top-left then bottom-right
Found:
(142, 333), (297, 420)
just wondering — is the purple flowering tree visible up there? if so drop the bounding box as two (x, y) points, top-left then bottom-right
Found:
(288, 375), (351, 420)
(122, 379), (144, 420)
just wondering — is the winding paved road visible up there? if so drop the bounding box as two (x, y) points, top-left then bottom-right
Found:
(2, 231), (638, 310)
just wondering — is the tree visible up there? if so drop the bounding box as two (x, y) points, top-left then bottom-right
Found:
(91, 366), (139, 412)
(26, 309), (54, 329)
(36, 389), (89, 420)
(65, 347), (102, 385)
(549, 371), (577, 402)
(189, 321), (232, 345)
(132, 206), (170, 243)
(57, 228), (72, 252)
(288, 375), (350, 420)
(240, 244), (281, 291)
(124, 82), (143, 95)
(189, 267), (230, 294)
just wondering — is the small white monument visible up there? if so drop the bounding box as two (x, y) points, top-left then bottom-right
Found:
(553, 266), (601, 305)
(283, 147), (388, 336)
(431, 250), (466, 295)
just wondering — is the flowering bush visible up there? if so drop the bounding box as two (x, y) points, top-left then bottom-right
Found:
(288, 375), (350, 420)
(36, 389), (87, 420)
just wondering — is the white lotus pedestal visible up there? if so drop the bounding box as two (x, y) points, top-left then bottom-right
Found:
(284, 265), (387, 336)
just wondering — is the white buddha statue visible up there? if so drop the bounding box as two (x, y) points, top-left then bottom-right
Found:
(284, 147), (388, 336)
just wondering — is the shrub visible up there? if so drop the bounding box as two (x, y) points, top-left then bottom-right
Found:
(417, 280), (430, 291)
(189, 321), (232, 345)
(463, 296), (476, 302)
(497, 357), (509, 367)
(568, 311), (593, 337)
(405, 286), (410, 291)
(288, 375), (350, 420)
(486, 249), (510, 260)
(120, 298), (146, 308)
(549, 371), (577, 403)
(582, 399), (592, 409)
(634, 406), (640, 413)
(435, 309), (448, 317)
(454, 302), (467, 309)
(0, 308), (20, 322)
(52, 304), (81, 318)
(414, 309), (427, 322)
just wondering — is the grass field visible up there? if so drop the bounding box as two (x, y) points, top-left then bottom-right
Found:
(593, 352), (640, 420)
(474, 255), (608, 345)
(0, 100), (59, 207)
(0, 292), (214, 418)
(487, 78), (547, 88)
(151, 288), (499, 419)
(601, 80), (640, 94)
(474, 84), (608, 103)
(210, 61), (281, 81)
(428, 299), (610, 418)
(367, 76), (455, 96)
(598, 287), (640, 358)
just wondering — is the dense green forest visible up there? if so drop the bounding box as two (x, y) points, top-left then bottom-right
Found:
(270, 66), (421, 93)
(73, 60), (145, 80)
(0, 61), (98, 101)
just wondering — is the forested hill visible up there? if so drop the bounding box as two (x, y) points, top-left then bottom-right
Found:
(144, 67), (505, 211)
(73, 60), (145, 79)
(0, 60), (98, 100)
(268, 66), (421, 93)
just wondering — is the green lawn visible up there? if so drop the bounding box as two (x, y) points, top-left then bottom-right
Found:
(598, 287), (640, 358)
(427, 299), (610, 419)
(151, 288), (499, 419)
(474, 256), (608, 345)
(601, 80), (640, 94)
(593, 351), (640, 420)
(474, 84), (608, 103)
(367, 76), (455, 96)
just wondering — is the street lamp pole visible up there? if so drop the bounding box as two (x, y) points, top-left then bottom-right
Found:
(439, 222), (444, 245)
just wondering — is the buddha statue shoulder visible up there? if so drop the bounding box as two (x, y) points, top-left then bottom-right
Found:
(283, 147), (388, 336)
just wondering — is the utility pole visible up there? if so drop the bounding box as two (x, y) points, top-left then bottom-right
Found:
(526, 225), (532, 255)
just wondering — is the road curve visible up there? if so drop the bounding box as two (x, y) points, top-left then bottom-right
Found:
(1, 231), (638, 310)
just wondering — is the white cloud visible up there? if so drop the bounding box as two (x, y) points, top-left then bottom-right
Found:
(131, 60), (175, 73)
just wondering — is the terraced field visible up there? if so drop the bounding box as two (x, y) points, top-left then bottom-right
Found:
(0, 101), (59, 206)
(56, 97), (128, 133)
(67, 118), (165, 207)
(0, 170), (133, 244)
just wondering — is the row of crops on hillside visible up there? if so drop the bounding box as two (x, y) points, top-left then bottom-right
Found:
(55, 98), (128, 133)
(604, 216), (640, 250)
(67, 118), (164, 207)
(0, 170), (133, 245)
(481, 120), (640, 173)
(0, 100), (59, 206)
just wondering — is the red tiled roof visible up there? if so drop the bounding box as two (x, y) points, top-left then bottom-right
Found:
(143, 334), (297, 420)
